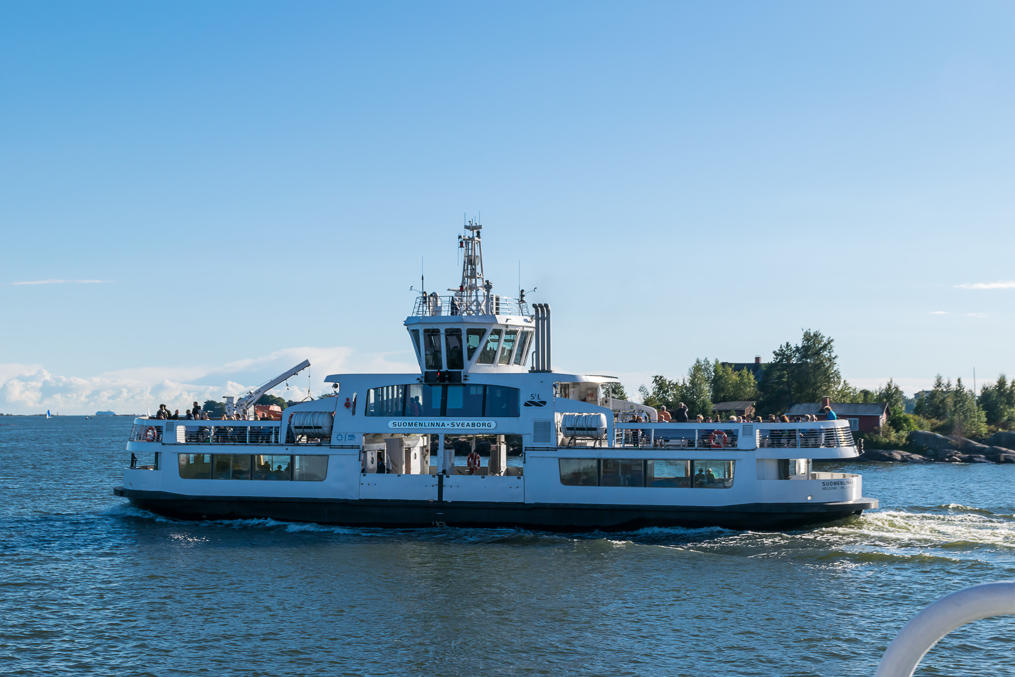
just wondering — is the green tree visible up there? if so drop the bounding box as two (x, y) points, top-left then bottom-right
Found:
(950, 378), (987, 437)
(757, 330), (843, 414)
(202, 399), (225, 418)
(711, 360), (758, 403)
(978, 374), (1015, 427)
(602, 382), (629, 401)
(256, 394), (287, 408)
(876, 379), (906, 418)
(683, 359), (713, 417)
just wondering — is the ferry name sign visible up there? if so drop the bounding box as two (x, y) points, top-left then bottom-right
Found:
(388, 420), (496, 431)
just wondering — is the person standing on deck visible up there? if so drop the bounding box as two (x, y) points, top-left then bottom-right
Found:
(674, 402), (689, 422)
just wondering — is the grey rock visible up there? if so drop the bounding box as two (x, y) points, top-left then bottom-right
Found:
(909, 430), (955, 453)
(965, 454), (990, 463)
(987, 431), (1015, 449)
(998, 453), (1015, 464)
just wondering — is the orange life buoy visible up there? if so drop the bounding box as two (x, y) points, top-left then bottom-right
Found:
(467, 450), (481, 474)
(707, 430), (728, 448)
(143, 426), (157, 442)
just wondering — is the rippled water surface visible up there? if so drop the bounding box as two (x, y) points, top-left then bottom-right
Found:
(1, 416), (1013, 675)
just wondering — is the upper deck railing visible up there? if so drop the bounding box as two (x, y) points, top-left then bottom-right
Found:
(130, 420), (282, 445)
(410, 293), (530, 318)
(612, 421), (855, 450)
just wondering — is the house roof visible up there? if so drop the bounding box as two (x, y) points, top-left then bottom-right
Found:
(712, 400), (756, 410)
(786, 402), (888, 417)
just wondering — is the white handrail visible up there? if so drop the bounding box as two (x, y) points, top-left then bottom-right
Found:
(876, 581), (1015, 676)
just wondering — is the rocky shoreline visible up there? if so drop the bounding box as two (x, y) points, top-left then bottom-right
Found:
(860, 430), (1015, 464)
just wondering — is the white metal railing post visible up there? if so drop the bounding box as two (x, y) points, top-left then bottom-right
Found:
(876, 581), (1015, 677)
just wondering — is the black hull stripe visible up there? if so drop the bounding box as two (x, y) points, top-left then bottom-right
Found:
(114, 488), (876, 532)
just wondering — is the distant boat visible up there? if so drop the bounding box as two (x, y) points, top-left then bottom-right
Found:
(95, 411), (116, 416)
(46, 410), (51, 419)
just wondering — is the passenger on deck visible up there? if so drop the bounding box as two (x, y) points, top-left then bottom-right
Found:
(191, 402), (201, 419)
(706, 468), (717, 483)
(780, 414), (790, 423)
(695, 414), (704, 423)
(377, 452), (387, 474)
(171, 409), (180, 420)
(822, 406), (837, 420)
(694, 467), (706, 486)
(658, 405), (672, 422)
(674, 402), (689, 422)
(631, 416), (642, 447)
(155, 404), (169, 420)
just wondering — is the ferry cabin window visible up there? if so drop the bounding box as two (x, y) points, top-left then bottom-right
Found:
(478, 329), (502, 364)
(366, 384), (519, 417)
(601, 459), (645, 487)
(485, 386), (519, 417)
(446, 384), (484, 417)
(423, 329), (443, 370)
(255, 454), (292, 480)
(693, 460), (735, 488)
(499, 330), (518, 365)
(466, 328), (486, 361)
(647, 460), (691, 488)
(179, 454), (326, 481)
(179, 453), (212, 479)
(293, 455), (328, 481)
(407, 384), (443, 417)
(445, 328), (464, 370)
(366, 385), (405, 417)
(410, 329), (421, 361)
(513, 330), (532, 365)
(558, 459), (735, 488)
(559, 458), (598, 486)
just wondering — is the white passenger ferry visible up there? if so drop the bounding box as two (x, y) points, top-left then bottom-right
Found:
(115, 222), (877, 530)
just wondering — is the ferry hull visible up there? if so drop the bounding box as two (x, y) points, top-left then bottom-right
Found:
(114, 488), (877, 532)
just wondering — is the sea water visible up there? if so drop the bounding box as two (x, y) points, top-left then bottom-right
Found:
(1, 416), (1012, 676)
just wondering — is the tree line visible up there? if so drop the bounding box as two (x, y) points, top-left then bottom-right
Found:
(638, 328), (1010, 443)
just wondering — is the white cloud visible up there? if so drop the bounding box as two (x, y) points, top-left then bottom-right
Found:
(0, 346), (417, 415)
(929, 310), (949, 315)
(954, 280), (1015, 290)
(966, 312), (988, 318)
(11, 279), (108, 286)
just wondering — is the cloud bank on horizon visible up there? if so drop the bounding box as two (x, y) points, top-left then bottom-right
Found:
(0, 346), (416, 415)
(954, 280), (1015, 290)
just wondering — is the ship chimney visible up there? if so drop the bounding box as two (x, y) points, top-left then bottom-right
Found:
(531, 304), (552, 372)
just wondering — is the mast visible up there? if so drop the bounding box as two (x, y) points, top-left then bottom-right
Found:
(453, 219), (492, 315)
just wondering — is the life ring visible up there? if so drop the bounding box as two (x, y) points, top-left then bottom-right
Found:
(467, 450), (481, 474)
(143, 426), (157, 442)
(707, 430), (728, 448)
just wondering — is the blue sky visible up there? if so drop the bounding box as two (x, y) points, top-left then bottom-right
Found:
(2, 1), (1014, 413)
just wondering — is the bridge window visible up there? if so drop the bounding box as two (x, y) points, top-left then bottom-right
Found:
(423, 329), (443, 370)
(445, 328), (464, 370)
(559, 458), (598, 486)
(446, 384), (484, 417)
(466, 328), (486, 360)
(478, 329), (502, 364)
(499, 330), (517, 365)
(410, 329), (421, 361)
(647, 460), (691, 487)
(514, 330), (532, 365)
